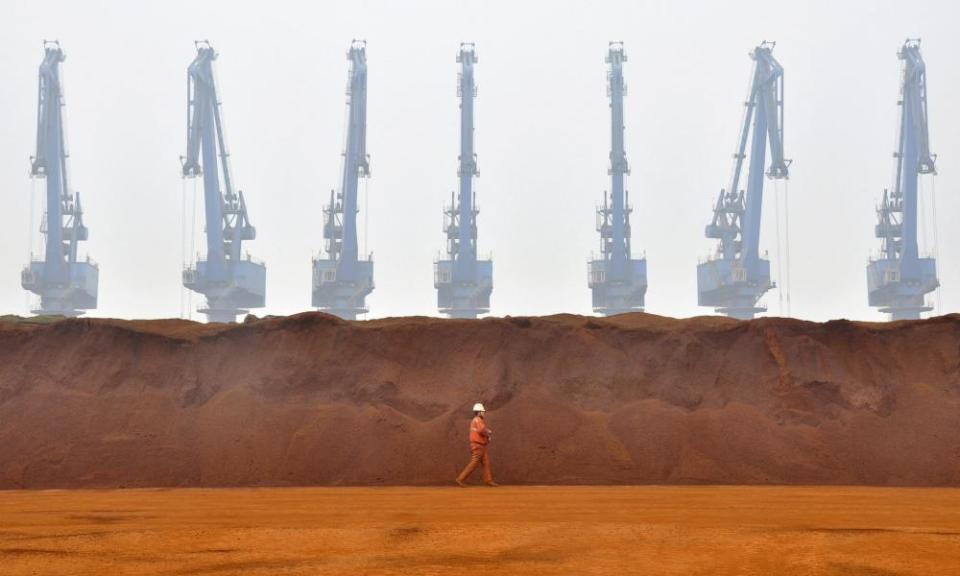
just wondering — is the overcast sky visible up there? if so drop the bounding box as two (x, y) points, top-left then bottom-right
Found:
(1, 0), (957, 322)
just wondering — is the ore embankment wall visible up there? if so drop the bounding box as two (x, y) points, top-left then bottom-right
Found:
(1, 312), (958, 488)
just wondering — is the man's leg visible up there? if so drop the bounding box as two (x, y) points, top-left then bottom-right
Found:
(456, 445), (483, 484)
(481, 447), (496, 485)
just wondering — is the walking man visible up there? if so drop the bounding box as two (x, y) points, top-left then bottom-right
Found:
(456, 403), (499, 487)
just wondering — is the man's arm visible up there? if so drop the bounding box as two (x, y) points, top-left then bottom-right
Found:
(472, 418), (492, 438)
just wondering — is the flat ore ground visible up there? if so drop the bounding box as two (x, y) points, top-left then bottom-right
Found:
(2, 486), (959, 575)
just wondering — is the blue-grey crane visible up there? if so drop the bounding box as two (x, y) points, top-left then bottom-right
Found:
(181, 41), (265, 323)
(313, 40), (374, 320)
(588, 42), (646, 315)
(435, 43), (492, 318)
(867, 39), (939, 320)
(22, 41), (99, 316)
(697, 42), (789, 320)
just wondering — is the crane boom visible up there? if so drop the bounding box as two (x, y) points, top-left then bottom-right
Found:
(181, 41), (265, 323)
(588, 42), (646, 315)
(313, 40), (374, 319)
(435, 43), (493, 318)
(867, 39), (938, 320)
(697, 42), (788, 320)
(22, 40), (99, 316)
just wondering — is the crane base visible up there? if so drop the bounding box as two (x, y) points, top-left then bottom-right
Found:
(312, 259), (374, 319)
(183, 260), (266, 323)
(878, 306), (934, 321)
(713, 306), (767, 321)
(588, 258), (647, 315)
(867, 258), (938, 320)
(434, 259), (493, 319)
(22, 260), (99, 316)
(697, 258), (772, 319)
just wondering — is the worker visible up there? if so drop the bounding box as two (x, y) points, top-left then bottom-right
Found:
(455, 403), (499, 487)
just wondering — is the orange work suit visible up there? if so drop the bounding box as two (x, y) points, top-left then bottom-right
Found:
(457, 415), (493, 484)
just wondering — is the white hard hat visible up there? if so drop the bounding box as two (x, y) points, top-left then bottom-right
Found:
(472, 403), (486, 412)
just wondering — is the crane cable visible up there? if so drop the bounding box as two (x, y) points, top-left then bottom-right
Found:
(772, 178), (792, 317)
(363, 176), (369, 259)
(180, 179), (186, 319)
(27, 179), (36, 313)
(784, 179), (792, 317)
(918, 174), (941, 314)
(930, 174), (942, 313)
(28, 179), (35, 260)
(189, 178), (199, 320)
(774, 179), (784, 315)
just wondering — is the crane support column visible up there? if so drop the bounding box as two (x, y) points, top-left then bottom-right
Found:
(697, 42), (789, 320)
(312, 40), (375, 320)
(181, 41), (266, 323)
(867, 39), (938, 320)
(588, 42), (646, 315)
(22, 41), (99, 316)
(435, 43), (492, 318)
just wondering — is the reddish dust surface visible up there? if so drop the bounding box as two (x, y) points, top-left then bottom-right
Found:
(1, 486), (959, 575)
(1, 313), (960, 487)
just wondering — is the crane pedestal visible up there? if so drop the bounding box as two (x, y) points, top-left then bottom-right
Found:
(21, 261), (99, 316)
(312, 259), (374, 320)
(435, 259), (492, 319)
(183, 259), (265, 323)
(697, 258), (772, 320)
(588, 258), (646, 315)
(866, 258), (937, 320)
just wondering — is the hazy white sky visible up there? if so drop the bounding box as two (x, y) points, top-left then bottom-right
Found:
(0, 0), (957, 322)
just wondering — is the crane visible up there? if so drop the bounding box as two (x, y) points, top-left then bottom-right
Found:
(867, 39), (939, 320)
(21, 41), (98, 316)
(697, 42), (789, 320)
(313, 40), (374, 320)
(181, 41), (265, 323)
(588, 42), (646, 315)
(435, 42), (492, 318)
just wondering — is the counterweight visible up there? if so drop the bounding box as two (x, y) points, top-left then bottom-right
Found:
(867, 39), (938, 320)
(435, 43), (492, 318)
(697, 42), (789, 320)
(22, 41), (99, 316)
(181, 41), (265, 323)
(312, 41), (375, 320)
